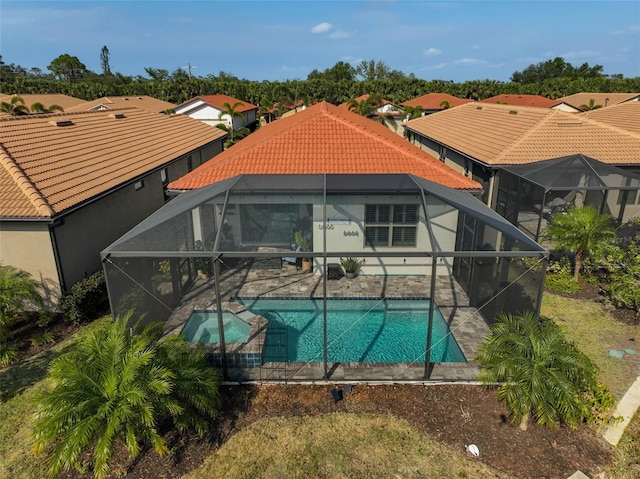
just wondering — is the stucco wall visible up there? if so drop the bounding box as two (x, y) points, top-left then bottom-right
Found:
(0, 221), (60, 303)
(216, 193), (458, 276)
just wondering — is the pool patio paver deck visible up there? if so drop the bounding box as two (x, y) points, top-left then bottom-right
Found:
(166, 260), (489, 382)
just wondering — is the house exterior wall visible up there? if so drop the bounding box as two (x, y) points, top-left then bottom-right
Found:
(408, 132), (491, 203)
(552, 103), (580, 113)
(176, 102), (256, 130)
(316, 195), (458, 276)
(0, 221), (60, 302)
(217, 193), (458, 276)
(177, 104), (226, 128)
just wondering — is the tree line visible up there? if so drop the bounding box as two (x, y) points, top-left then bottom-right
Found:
(1, 51), (639, 108)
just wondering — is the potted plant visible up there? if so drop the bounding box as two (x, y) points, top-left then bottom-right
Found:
(194, 240), (212, 280)
(340, 257), (365, 279)
(294, 231), (313, 273)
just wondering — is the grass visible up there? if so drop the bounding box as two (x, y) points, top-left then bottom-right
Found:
(541, 293), (640, 399)
(0, 316), (110, 479)
(183, 413), (510, 479)
(542, 292), (640, 479)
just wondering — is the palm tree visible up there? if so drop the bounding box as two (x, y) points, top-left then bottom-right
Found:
(32, 315), (221, 479)
(30, 102), (64, 114)
(579, 98), (603, 111)
(347, 94), (384, 117)
(218, 101), (245, 144)
(0, 264), (41, 365)
(476, 311), (599, 431)
(544, 205), (616, 281)
(0, 264), (42, 342)
(402, 105), (423, 121)
(0, 95), (29, 116)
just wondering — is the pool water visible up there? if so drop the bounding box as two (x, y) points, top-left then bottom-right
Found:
(181, 311), (251, 344)
(236, 298), (466, 363)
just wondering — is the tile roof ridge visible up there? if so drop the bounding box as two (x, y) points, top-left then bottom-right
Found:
(0, 144), (54, 217)
(0, 106), (142, 122)
(183, 102), (327, 173)
(326, 103), (472, 182)
(492, 107), (561, 163)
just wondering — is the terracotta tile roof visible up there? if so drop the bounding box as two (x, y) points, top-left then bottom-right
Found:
(168, 101), (480, 191)
(0, 108), (227, 219)
(180, 94), (258, 113)
(0, 93), (87, 111)
(556, 92), (640, 110)
(479, 94), (559, 108)
(582, 101), (640, 135)
(65, 96), (176, 113)
(401, 93), (472, 110)
(404, 102), (640, 166)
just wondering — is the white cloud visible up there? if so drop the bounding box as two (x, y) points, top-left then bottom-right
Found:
(471, 44), (481, 50)
(561, 50), (599, 60)
(611, 25), (640, 36)
(431, 62), (446, 69)
(423, 47), (442, 56)
(311, 22), (333, 34)
(454, 57), (486, 65)
(329, 30), (350, 40)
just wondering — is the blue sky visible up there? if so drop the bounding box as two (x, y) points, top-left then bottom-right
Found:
(1, 1), (639, 82)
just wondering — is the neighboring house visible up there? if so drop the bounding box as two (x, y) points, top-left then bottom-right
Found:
(404, 102), (640, 206)
(338, 94), (398, 114)
(64, 96), (176, 113)
(0, 94), (87, 116)
(556, 92), (640, 111)
(479, 94), (579, 112)
(401, 93), (472, 116)
(0, 108), (226, 303)
(339, 94), (403, 135)
(174, 94), (258, 131)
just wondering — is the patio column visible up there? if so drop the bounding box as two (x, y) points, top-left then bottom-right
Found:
(424, 258), (437, 379)
(213, 258), (228, 379)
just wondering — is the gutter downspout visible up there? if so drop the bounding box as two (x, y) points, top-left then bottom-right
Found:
(48, 219), (67, 294)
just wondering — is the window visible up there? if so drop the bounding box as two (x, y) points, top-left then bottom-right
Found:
(160, 168), (168, 185)
(134, 180), (144, 191)
(365, 204), (418, 247)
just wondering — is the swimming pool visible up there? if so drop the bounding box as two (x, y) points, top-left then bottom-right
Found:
(235, 297), (466, 363)
(181, 310), (251, 344)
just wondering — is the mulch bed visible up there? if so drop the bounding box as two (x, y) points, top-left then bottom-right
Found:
(59, 383), (613, 479)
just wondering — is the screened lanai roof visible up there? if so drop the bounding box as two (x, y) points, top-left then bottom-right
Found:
(501, 154), (640, 191)
(102, 173), (544, 256)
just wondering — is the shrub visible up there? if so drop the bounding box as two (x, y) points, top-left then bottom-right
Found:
(59, 271), (109, 323)
(545, 257), (581, 293)
(32, 314), (221, 478)
(30, 329), (55, 347)
(0, 342), (19, 366)
(476, 311), (607, 430)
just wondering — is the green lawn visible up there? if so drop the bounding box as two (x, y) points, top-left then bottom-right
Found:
(541, 292), (640, 399)
(183, 413), (511, 479)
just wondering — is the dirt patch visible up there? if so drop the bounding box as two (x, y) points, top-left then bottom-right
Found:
(59, 383), (613, 479)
